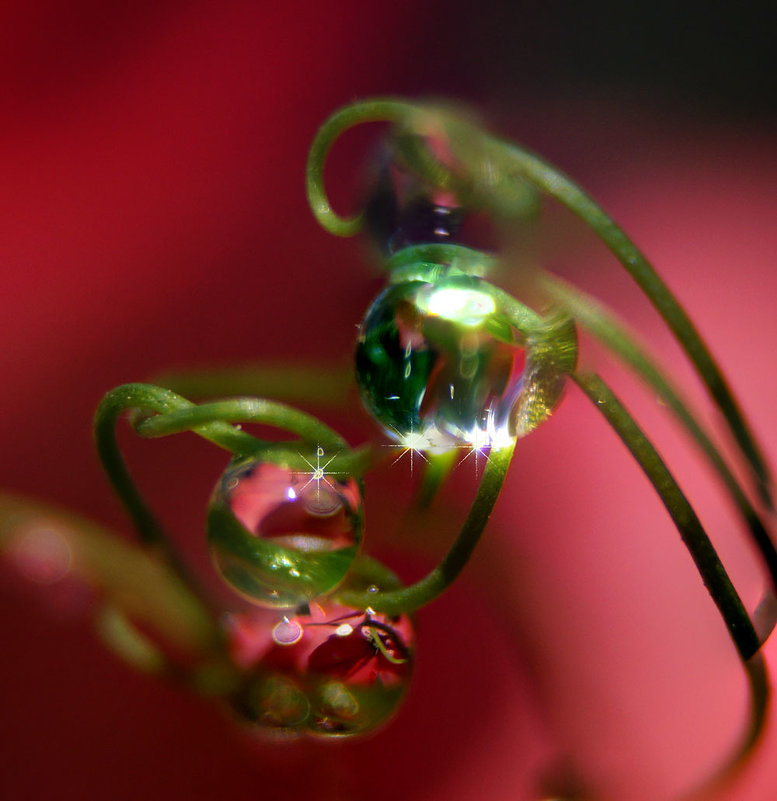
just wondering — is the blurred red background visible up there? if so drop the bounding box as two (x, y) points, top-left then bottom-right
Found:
(2, 3), (777, 800)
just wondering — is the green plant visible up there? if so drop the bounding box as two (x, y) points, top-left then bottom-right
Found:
(2, 98), (772, 796)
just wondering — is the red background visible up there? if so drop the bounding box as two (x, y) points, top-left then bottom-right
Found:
(2, 3), (777, 800)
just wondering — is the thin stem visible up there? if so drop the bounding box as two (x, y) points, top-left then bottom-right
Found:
(574, 372), (760, 660)
(94, 385), (208, 577)
(495, 138), (772, 509)
(385, 243), (497, 282)
(580, 371), (770, 797)
(336, 440), (515, 615)
(545, 273), (777, 606)
(306, 98), (420, 237)
(134, 398), (347, 453)
(136, 403), (373, 477)
(94, 385), (363, 595)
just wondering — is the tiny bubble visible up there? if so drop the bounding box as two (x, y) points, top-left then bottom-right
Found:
(273, 618), (303, 645)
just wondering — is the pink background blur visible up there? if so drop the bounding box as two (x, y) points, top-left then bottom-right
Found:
(1, 3), (776, 800)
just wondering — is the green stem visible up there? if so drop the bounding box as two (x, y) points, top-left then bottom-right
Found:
(545, 273), (777, 601)
(306, 98), (420, 237)
(94, 385), (208, 576)
(94, 384), (361, 594)
(133, 397), (347, 453)
(495, 138), (772, 509)
(336, 441), (515, 615)
(574, 372), (760, 659)
(135, 401), (373, 477)
(579, 372), (771, 793)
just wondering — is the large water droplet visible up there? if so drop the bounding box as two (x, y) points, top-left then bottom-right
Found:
(356, 272), (531, 450)
(227, 599), (414, 739)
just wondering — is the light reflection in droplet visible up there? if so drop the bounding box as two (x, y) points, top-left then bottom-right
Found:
(334, 623), (353, 637)
(272, 618), (304, 645)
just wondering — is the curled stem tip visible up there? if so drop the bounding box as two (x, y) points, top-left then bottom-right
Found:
(306, 98), (423, 237)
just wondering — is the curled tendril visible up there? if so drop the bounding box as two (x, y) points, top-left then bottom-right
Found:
(308, 98), (772, 509)
(306, 98), (444, 237)
(74, 96), (776, 795)
(93, 381), (519, 620)
(94, 384), (367, 595)
(307, 97), (777, 799)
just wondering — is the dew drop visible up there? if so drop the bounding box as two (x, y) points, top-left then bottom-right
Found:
(208, 458), (363, 608)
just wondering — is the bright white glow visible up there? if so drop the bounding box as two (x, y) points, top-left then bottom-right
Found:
(487, 426), (516, 451)
(286, 487), (297, 501)
(334, 623), (354, 637)
(401, 431), (432, 451)
(424, 286), (495, 326)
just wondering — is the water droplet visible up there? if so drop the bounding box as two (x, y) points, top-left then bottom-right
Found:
(362, 157), (466, 254)
(208, 458), (363, 608)
(356, 273), (528, 449)
(273, 618), (304, 645)
(224, 560), (414, 739)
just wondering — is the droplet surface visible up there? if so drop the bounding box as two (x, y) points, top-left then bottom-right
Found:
(208, 458), (363, 607)
(226, 600), (414, 739)
(356, 272), (532, 450)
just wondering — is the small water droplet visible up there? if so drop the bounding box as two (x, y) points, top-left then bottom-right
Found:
(208, 459), (363, 608)
(272, 618), (304, 645)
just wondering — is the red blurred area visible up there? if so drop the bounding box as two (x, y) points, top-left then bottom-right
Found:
(2, 3), (777, 801)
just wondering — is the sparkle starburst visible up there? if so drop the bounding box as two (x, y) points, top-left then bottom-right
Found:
(383, 423), (431, 477)
(452, 431), (493, 480)
(291, 445), (347, 503)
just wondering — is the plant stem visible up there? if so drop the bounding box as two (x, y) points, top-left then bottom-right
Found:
(496, 138), (773, 510)
(306, 98), (420, 237)
(574, 372), (760, 660)
(94, 385), (203, 574)
(133, 397), (347, 453)
(336, 440), (515, 615)
(545, 273), (777, 606)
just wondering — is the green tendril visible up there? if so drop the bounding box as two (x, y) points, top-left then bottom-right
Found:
(499, 140), (773, 509)
(337, 441), (515, 615)
(573, 372), (760, 660)
(308, 99), (771, 508)
(133, 397), (346, 452)
(94, 384), (367, 597)
(306, 98), (421, 237)
(573, 372), (770, 797)
(545, 274), (777, 612)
